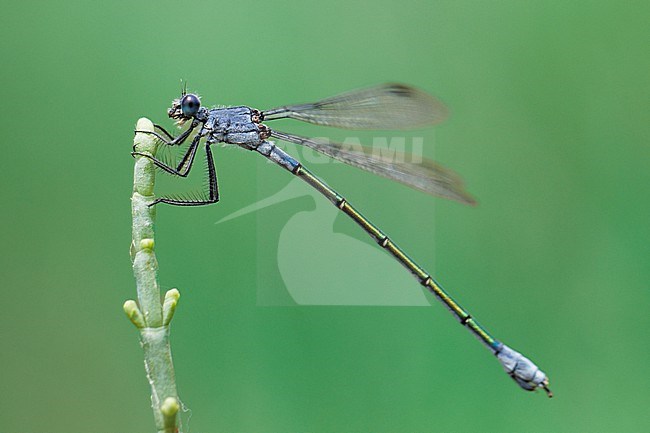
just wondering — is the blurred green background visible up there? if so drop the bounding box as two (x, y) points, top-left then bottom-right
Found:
(1, 1), (648, 432)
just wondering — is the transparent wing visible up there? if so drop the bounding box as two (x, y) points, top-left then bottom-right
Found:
(262, 83), (449, 130)
(270, 130), (475, 205)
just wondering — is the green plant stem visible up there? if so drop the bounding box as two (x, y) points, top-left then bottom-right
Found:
(126, 118), (180, 433)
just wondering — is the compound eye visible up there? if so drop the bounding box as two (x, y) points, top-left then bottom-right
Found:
(181, 94), (200, 117)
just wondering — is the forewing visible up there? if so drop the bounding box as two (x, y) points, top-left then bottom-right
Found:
(262, 83), (449, 130)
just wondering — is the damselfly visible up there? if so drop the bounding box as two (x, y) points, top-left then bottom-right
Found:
(133, 83), (552, 397)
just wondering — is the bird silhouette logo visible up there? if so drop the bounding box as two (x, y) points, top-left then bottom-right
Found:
(217, 177), (433, 306)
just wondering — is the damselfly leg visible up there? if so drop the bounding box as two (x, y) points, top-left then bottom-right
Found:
(132, 130), (220, 207)
(134, 119), (198, 148)
(152, 124), (175, 141)
(149, 142), (220, 207)
(132, 133), (201, 176)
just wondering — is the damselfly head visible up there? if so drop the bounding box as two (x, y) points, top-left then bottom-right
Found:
(168, 93), (201, 124)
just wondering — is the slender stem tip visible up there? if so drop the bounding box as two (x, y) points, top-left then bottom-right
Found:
(165, 288), (180, 301)
(136, 117), (155, 133)
(162, 288), (181, 326)
(123, 299), (145, 328)
(134, 118), (156, 155)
